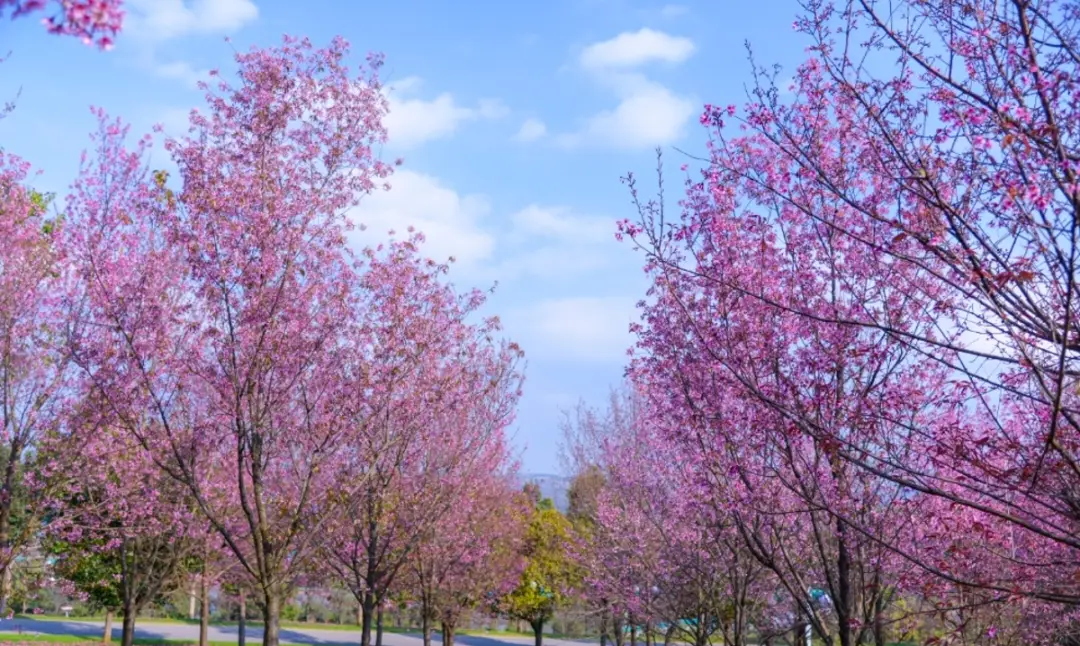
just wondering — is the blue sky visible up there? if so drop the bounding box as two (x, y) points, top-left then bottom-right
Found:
(0, 0), (808, 474)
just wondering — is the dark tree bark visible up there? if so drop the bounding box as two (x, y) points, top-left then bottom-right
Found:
(531, 619), (544, 646)
(120, 603), (136, 646)
(441, 621), (456, 646)
(238, 589), (246, 646)
(599, 603), (610, 646)
(360, 591), (375, 646)
(199, 574), (210, 646)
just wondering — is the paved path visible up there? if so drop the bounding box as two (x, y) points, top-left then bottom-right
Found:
(0, 617), (592, 646)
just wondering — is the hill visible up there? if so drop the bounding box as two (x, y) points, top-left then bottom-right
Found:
(517, 472), (571, 513)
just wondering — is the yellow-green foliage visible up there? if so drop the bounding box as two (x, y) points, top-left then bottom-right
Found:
(502, 499), (579, 629)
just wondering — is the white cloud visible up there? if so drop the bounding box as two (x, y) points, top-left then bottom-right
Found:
(345, 173), (621, 284)
(558, 74), (695, 150)
(509, 296), (640, 363)
(514, 118), (547, 143)
(555, 30), (697, 150)
(126, 0), (258, 40)
(580, 28), (695, 70)
(123, 0), (258, 85)
(582, 83), (695, 148)
(660, 4), (689, 17)
(383, 77), (509, 149)
(346, 169), (495, 272)
(509, 205), (613, 244)
(385, 93), (474, 148)
(488, 205), (621, 282)
(496, 247), (612, 282)
(150, 60), (212, 87)
(478, 99), (510, 119)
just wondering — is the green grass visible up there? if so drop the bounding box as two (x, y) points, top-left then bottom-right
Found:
(14, 617), (359, 631)
(7, 618), (569, 640)
(14, 619), (196, 627)
(0, 634), (236, 646)
(0, 635), (88, 644)
(459, 628), (536, 637)
(14, 616), (448, 635)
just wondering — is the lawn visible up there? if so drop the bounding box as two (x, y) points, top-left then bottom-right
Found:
(0, 634), (236, 646)
(10, 617), (561, 640)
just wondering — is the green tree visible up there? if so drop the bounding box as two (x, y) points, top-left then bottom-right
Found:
(501, 494), (578, 646)
(566, 466), (605, 533)
(46, 535), (122, 643)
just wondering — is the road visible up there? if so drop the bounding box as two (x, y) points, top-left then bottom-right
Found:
(0, 617), (590, 646)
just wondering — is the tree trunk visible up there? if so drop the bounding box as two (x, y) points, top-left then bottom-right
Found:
(360, 592), (375, 646)
(421, 612), (431, 646)
(599, 605), (609, 646)
(121, 606), (136, 646)
(356, 601), (362, 627)
(663, 624), (675, 646)
(0, 563), (10, 616)
(239, 590), (246, 646)
(873, 590), (887, 646)
(836, 517), (853, 646)
(102, 609), (115, 644)
(630, 623), (637, 646)
(199, 575), (210, 646)
(531, 619), (544, 646)
(0, 437), (24, 617)
(796, 620), (812, 646)
(376, 607), (384, 646)
(442, 621), (456, 646)
(263, 592), (281, 646)
(190, 584), (198, 620)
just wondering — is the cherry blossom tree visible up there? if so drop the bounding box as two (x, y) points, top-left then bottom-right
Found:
(324, 233), (523, 646)
(40, 425), (200, 646)
(408, 473), (526, 646)
(1, 0), (123, 48)
(617, 0), (1080, 642)
(0, 158), (72, 615)
(62, 35), (392, 646)
(565, 387), (775, 646)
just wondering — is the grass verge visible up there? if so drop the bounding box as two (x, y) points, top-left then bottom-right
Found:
(0, 634), (236, 646)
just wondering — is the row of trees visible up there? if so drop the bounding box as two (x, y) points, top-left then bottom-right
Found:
(0, 8), (567, 646)
(559, 1), (1080, 645)
(11, 1), (1080, 645)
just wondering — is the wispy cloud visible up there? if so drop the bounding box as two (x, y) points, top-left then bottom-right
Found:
(553, 30), (698, 150)
(514, 118), (547, 143)
(580, 28), (695, 70)
(122, 0), (260, 85)
(383, 77), (509, 149)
